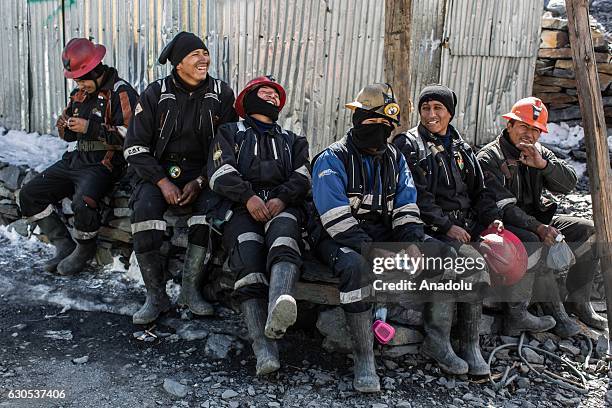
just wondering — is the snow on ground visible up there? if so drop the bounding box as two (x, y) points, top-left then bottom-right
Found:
(542, 122), (584, 150)
(566, 159), (588, 180)
(0, 128), (73, 172)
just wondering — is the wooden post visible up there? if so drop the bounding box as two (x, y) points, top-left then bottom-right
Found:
(566, 0), (612, 343)
(384, 0), (413, 134)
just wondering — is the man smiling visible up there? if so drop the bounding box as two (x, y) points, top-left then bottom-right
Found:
(393, 84), (500, 376)
(124, 31), (237, 325)
(477, 97), (607, 336)
(208, 76), (311, 377)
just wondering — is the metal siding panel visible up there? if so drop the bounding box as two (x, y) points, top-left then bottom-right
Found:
(0, 0), (29, 130)
(206, 0), (385, 155)
(2, 0), (386, 150)
(27, 0), (65, 135)
(408, 0), (446, 128)
(490, 0), (544, 57)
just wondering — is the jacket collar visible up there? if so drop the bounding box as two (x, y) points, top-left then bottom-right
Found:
(417, 123), (463, 147)
(499, 129), (522, 160)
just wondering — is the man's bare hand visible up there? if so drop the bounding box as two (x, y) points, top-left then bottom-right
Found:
(246, 195), (271, 222)
(178, 180), (201, 206)
(446, 225), (471, 243)
(56, 113), (69, 129)
(517, 143), (547, 169)
(66, 117), (89, 133)
(265, 198), (286, 218)
(157, 178), (182, 205)
(536, 224), (560, 246)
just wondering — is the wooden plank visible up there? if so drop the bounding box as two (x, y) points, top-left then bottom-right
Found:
(540, 29), (569, 48)
(384, 0), (413, 134)
(566, 0), (612, 352)
(538, 48), (610, 62)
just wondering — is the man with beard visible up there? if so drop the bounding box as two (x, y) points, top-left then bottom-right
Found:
(19, 38), (138, 276)
(124, 32), (237, 325)
(208, 76), (311, 376)
(392, 84), (508, 376)
(477, 97), (607, 337)
(310, 83), (425, 392)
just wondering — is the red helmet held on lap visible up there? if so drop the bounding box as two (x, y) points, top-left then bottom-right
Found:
(235, 75), (286, 119)
(479, 227), (528, 287)
(61, 38), (106, 79)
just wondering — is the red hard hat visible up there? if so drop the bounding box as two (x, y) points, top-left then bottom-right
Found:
(479, 227), (528, 287)
(61, 38), (106, 79)
(235, 76), (286, 119)
(502, 97), (549, 133)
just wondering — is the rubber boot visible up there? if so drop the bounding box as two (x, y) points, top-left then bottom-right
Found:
(265, 261), (299, 339)
(422, 302), (469, 375)
(565, 283), (608, 330)
(36, 213), (75, 273)
(540, 302), (581, 338)
(504, 272), (556, 336)
(178, 244), (214, 316)
(455, 303), (490, 376)
(241, 298), (280, 376)
(133, 251), (171, 325)
(345, 309), (380, 393)
(56, 239), (97, 276)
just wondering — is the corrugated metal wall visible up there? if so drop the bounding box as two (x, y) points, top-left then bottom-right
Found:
(439, 0), (543, 145)
(0, 1), (29, 131)
(0, 0), (542, 146)
(0, 0), (385, 152)
(206, 0), (385, 153)
(407, 0), (446, 128)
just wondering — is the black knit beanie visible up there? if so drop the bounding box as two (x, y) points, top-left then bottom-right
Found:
(418, 84), (457, 119)
(158, 32), (208, 67)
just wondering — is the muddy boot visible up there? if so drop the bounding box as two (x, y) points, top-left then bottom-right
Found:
(241, 298), (280, 376)
(456, 303), (490, 376)
(565, 284), (608, 330)
(422, 302), (468, 375)
(345, 309), (380, 393)
(56, 239), (97, 276)
(504, 301), (557, 336)
(178, 244), (214, 316)
(540, 302), (581, 338)
(504, 271), (556, 335)
(36, 213), (76, 273)
(133, 251), (171, 325)
(265, 262), (299, 339)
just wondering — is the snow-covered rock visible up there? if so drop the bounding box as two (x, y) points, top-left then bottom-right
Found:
(0, 130), (71, 173)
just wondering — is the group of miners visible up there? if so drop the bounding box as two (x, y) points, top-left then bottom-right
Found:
(17, 33), (607, 393)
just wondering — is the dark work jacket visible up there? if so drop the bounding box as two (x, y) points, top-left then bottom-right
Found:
(124, 72), (237, 184)
(207, 116), (311, 207)
(393, 124), (499, 234)
(58, 67), (138, 172)
(476, 130), (577, 232)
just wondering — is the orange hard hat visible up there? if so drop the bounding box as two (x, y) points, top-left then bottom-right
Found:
(235, 75), (286, 119)
(479, 227), (528, 287)
(502, 97), (549, 133)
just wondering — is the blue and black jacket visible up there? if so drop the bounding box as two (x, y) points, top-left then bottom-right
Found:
(311, 132), (424, 252)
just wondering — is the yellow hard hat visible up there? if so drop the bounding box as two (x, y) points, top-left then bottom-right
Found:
(346, 83), (401, 125)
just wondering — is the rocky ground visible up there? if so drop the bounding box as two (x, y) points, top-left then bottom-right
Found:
(1, 219), (611, 408)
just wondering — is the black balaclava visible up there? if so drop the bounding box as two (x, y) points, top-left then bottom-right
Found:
(418, 84), (457, 120)
(350, 109), (392, 151)
(158, 32), (208, 67)
(244, 87), (280, 122)
(76, 63), (108, 93)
